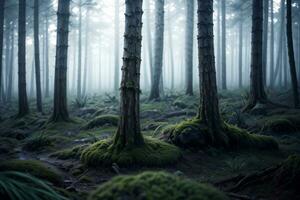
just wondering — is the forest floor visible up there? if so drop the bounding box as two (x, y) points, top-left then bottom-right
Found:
(0, 89), (300, 200)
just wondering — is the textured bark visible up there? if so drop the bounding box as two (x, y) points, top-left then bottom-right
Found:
(269, 0), (274, 87)
(114, 0), (120, 92)
(113, 0), (144, 149)
(18, 0), (29, 117)
(34, 0), (43, 112)
(167, 8), (175, 91)
(221, 0), (227, 90)
(51, 0), (71, 122)
(77, 0), (82, 99)
(197, 0), (221, 131)
(149, 0), (164, 100)
(238, 18), (243, 88)
(286, 0), (299, 107)
(7, 21), (15, 102)
(45, 15), (50, 97)
(145, 0), (153, 85)
(216, 0), (221, 86)
(245, 0), (267, 110)
(0, 0), (4, 101)
(262, 0), (269, 85)
(185, 0), (194, 95)
(83, 10), (89, 96)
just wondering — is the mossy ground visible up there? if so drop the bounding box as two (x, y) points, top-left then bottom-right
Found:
(82, 114), (119, 130)
(88, 171), (228, 200)
(81, 137), (181, 167)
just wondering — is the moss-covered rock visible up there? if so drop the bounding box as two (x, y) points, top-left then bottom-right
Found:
(81, 137), (181, 167)
(161, 118), (278, 150)
(0, 160), (63, 185)
(88, 171), (229, 200)
(51, 145), (87, 160)
(23, 134), (53, 151)
(262, 114), (300, 133)
(83, 115), (119, 130)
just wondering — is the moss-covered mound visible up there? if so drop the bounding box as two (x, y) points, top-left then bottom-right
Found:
(83, 115), (119, 130)
(81, 137), (181, 167)
(161, 118), (278, 150)
(51, 145), (87, 160)
(23, 134), (53, 151)
(262, 114), (300, 133)
(88, 171), (228, 200)
(0, 160), (62, 185)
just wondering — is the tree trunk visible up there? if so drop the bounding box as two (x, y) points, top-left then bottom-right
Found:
(45, 15), (50, 97)
(113, 0), (144, 149)
(83, 9), (89, 96)
(245, 0), (267, 110)
(114, 0), (120, 93)
(217, 0), (221, 87)
(18, 0), (29, 117)
(149, 0), (164, 100)
(238, 18), (243, 88)
(77, 0), (82, 99)
(51, 0), (71, 122)
(221, 0), (227, 90)
(197, 0), (222, 132)
(269, 0), (274, 87)
(98, 35), (102, 90)
(167, 6), (175, 92)
(7, 21), (15, 102)
(0, 0), (4, 102)
(34, 0), (43, 112)
(262, 0), (269, 85)
(286, 0), (299, 107)
(145, 0), (153, 85)
(185, 0), (194, 95)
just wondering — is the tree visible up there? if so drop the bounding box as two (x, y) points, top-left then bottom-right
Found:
(145, 0), (153, 85)
(114, 0), (120, 93)
(34, 0), (43, 112)
(0, 0), (4, 102)
(269, 0), (274, 87)
(18, 0), (29, 117)
(77, 0), (83, 99)
(149, 0), (165, 100)
(286, 0), (299, 107)
(51, 0), (71, 122)
(185, 0), (194, 95)
(221, 0), (227, 90)
(238, 14), (243, 88)
(244, 0), (268, 111)
(7, 21), (15, 102)
(262, 0), (269, 85)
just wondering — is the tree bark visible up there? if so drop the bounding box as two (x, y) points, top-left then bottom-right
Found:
(83, 9), (89, 96)
(45, 14), (50, 97)
(238, 18), (243, 88)
(286, 0), (299, 107)
(197, 0), (222, 132)
(113, 0), (144, 149)
(7, 21), (15, 102)
(34, 0), (43, 112)
(18, 0), (29, 117)
(0, 0), (4, 102)
(114, 0), (120, 93)
(269, 0), (274, 87)
(149, 0), (164, 100)
(51, 0), (71, 122)
(145, 0), (153, 86)
(221, 0), (227, 90)
(217, 0), (221, 87)
(245, 0), (267, 110)
(185, 0), (194, 95)
(262, 0), (269, 85)
(77, 0), (82, 99)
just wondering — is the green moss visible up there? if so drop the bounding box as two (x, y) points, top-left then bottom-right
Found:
(88, 171), (228, 200)
(0, 160), (63, 185)
(45, 117), (84, 130)
(81, 137), (181, 167)
(83, 115), (119, 130)
(51, 145), (87, 160)
(262, 114), (300, 132)
(161, 118), (278, 150)
(23, 134), (53, 151)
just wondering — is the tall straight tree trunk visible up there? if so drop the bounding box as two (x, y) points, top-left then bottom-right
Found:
(18, 0), (29, 117)
(149, 0), (164, 100)
(238, 18), (243, 88)
(45, 15), (50, 97)
(98, 35), (102, 90)
(51, 0), (71, 122)
(0, 0), (4, 101)
(269, 0), (274, 87)
(30, 59), (35, 98)
(77, 0), (82, 99)
(145, 0), (153, 85)
(72, 33), (77, 93)
(245, 0), (267, 110)
(185, 0), (194, 95)
(7, 22), (15, 102)
(113, 0), (144, 149)
(217, 0), (221, 86)
(286, 0), (299, 107)
(167, 6), (175, 91)
(283, 33), (288, 88)
(114, 0), (120, 92)
(197, 0), (221, 133)
(34, 0), (43, 112)
(262, 0), (269, 85)
(83, 10), (89, 96)
(221, 0), (227, 90)
(4, 19), (10, 101)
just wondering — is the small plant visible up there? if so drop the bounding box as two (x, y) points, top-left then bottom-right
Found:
(74, 96), (88, 108)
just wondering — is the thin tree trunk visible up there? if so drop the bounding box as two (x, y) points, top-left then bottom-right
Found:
(30, 59), (35, 98)
(72, 33), (77, 93)
(34, 0), (43, 112)
(145, 0), (153, 85)
(185, 0), (194, 95)
(113, 0), (144, 149)
(0, 0), (4, 102)
(18, 0), (29, 117)
(217, 0), (221, 87)
(286, 0), (299, 107)
(149, 0), (164, 100)
(221, 0), (227, 90)
(262, 0), (269, 85)
(51, 0), (71, 122)
(7, 21), (15, 102)
(45, 15), (50, 97)
(4, 19), (10, 101)
(167, 5), (175, 92)
(238, 18), (243, 88)
(269, 0), (274, 87)
(114, 0), (120, 92)
(77, 0), (82, 99)
(83, 9), (89, 96)
(98, 35), (102, 90)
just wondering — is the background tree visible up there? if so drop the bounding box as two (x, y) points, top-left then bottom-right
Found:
(221, 0), (227, 90)
(114, 0), (120, 93)
(0, 0), (4, 102)
(51, 0), (71, 122)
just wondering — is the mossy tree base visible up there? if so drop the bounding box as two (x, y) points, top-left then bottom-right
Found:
(161, 118), (278, 150)
(80, 137), (181, 167)
(88, 171), (229, 200)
